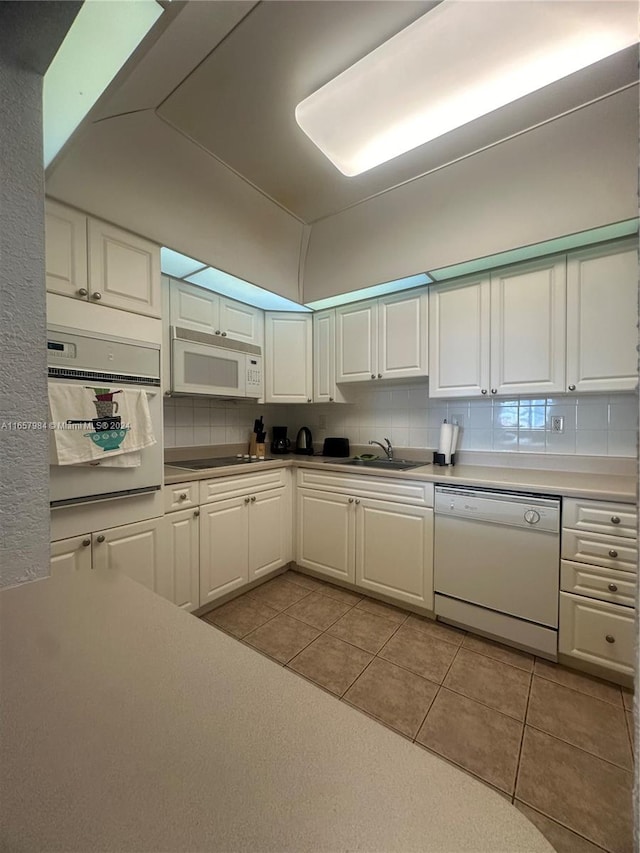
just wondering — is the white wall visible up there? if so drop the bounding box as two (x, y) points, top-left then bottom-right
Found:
(303, 88), (638, 301)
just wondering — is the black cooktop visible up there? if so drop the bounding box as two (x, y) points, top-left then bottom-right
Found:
(173, 456), (276, 470)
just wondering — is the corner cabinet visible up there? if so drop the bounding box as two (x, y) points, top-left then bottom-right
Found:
(336, 291), (428, 384)
(313, 309), (346, 403)
(45, 199), (161, 318)
(264, 312), (313, 403)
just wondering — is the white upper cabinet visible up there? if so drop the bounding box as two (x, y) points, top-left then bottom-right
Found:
(264, 312), (313, 403)
(313, 309), (346, 403)
(45, 199), (161, 318)
(168, 278), (263, 346)
(490, 256), (567, 396)
(336, 291), (428, 384)
(429, 276), (491, 398)
(566, 240), (638, 393)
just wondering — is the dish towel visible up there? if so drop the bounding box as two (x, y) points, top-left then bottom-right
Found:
(49, 383), (156, 466)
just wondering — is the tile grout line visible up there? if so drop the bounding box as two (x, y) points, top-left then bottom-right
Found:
(511, 666), (534, 802)
(513, 802), (612, 853)
(411, 635), (468, 746)
(532, 668), (626, 708)
(523, 719), (635, 773)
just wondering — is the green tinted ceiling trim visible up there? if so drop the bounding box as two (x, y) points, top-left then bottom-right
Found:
(429, 220), (639, 281)
(305, 273), (432, 311)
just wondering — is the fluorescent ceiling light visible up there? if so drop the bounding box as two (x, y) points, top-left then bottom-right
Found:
(295, 1), (638, 176)
(160, 248), (206, 279)
(44, 0), (163, 168)
(305, 274), (432, 311)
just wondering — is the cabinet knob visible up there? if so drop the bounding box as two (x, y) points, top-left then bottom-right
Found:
(193, 510), (200, 518)
(605, 634), (615, 644)
(608, 549), (618, 558)
(371, 374), (376, 380)
(250, 495), (256, 503)
(611, 516), (621, 525)
(608, 583), (618, 592)
(348, 498), (354, 503)
(179, 492), (187, 501)
(377, 373), (382, 379)
(77, 288), (88, 297)
(221, 332), (227, 337)
(244, 497), (250, 504)
(568, 384), (576, 391)
(491, 388), (497, 394)
(91, 291), (102, 301)
(215, 330), (221, 335)
(82, 538), (91, 547)
(96, 535), (105, 543)
(307, 398), (311, 403)
(481, 389), (487, 395)
(329, 397), (334, 402)
(355, 499), (360, 505)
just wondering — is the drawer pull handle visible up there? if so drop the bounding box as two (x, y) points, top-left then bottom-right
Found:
(355, 499), (361, 505)
(250, 496), (256, 502)
(244, 497), (250, 504)
(179, 492), (188, 501)
(608, 583), (618, 592)
(193, 510), (200, 518)
(348, 498), (354, 504)
(611, 516), (621, 525)
(82, 538), (91, 547)
(605, 634), (615, 644)
(96, 535), (105, 543)
(608, 550), (618, 558)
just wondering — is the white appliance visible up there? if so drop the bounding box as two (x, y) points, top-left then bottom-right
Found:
(47, 326), (163, 507)
(433, 485), (561, 659)
(170, 326), (263, 398)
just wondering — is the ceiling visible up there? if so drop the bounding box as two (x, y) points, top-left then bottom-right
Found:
(52, 0), (639, 226)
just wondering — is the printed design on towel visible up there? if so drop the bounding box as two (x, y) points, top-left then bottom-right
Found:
(67, 387), (129, 452)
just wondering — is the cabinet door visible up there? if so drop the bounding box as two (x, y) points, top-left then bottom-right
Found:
(264, 313), (313, 403)
(220, 298), (263, 346)
(249, 488), (291, 580)
(336, 300), (378, 383)
(490, 257), (566, 395)
(50, 535), (92, 577)
(296, 489), (354, 583)
(45, 199), (88, 299)
(92, 517), (168, 597)
(559, 592), (635, 675)
(87, 219), (161, 318)
(429, 277), (490, 398)
(356, 500), (433, 609)
(199, 496), (249, 605)
(164, 508), (200, 612)
(378, 291), (428, 379)
(313, 310), (345, 403)
(169, 279), (220, 335)
(567, 240), (639, 393)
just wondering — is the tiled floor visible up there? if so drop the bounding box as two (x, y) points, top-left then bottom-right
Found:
(201, 569), (636, 853)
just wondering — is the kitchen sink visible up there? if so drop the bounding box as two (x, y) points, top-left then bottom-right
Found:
(335, 458), (427, 471)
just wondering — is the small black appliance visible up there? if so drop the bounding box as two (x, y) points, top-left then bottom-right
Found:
(295, 426), (313, 455)
(270, 425), (291, 455)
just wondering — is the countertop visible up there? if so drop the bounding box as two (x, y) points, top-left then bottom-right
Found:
(164, 456), (637, 503)
(0, 569), (553, 852)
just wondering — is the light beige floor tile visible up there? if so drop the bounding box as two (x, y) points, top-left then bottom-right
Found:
(326, 608), (398, 654)
(202, 597), (278, 639)
(621, 688), (634, 711)
(416, 688), (523, 795)
(534, 659), (623, 706)
(355, 597), (408, 625)
(515, 801), (607, 853)
(288, 634), (372, 697)
(245, 576), (311, 611)
(284, 592), (352, 631)
(344, 657), (438, 738)
(404, 613), (465, 647)
(244, 613), (320, 664)
(318, 584), (363, 606)
(443, 648), (531, 720)
(378, 623), (458, 684)
(516, 727), (634, 853)
(282, 570), (327, 592)
(462, 633), (534, 672)
(527, 677), (633, 769)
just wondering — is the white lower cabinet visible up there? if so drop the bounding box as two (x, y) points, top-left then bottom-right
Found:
(200, 496), (250, 605)
(50, 535), (92, 577)
(559, 592), (635, 676)
(164, 506), (200, 612)
(92, 517), (171, 599)
(296, 470), (434, 609)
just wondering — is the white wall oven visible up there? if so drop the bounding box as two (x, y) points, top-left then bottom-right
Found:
(170, 326), (263, 398)
(47, 326), (163, 507)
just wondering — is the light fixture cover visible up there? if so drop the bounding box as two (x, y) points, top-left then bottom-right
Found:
(295, 0), (638, 177)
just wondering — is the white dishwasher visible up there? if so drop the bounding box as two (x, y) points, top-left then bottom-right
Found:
(434, 486), (561, 659)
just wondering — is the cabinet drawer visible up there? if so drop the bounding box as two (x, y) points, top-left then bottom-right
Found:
(296, 468), (433, 507)
(200, 469), (287, 504)
(563, 499), (637, 539)
(560, 560), (636, 608)
(562, 529), (637, 573)
(164, 481), (199, 513)
(559, 592), (635, 675)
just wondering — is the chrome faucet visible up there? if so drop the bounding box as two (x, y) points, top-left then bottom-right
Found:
(369, 438), (394, 460)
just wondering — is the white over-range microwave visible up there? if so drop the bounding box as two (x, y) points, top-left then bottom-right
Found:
(170, 326), (263, 399)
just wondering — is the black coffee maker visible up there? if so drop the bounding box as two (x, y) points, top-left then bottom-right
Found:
(270, 426), (291, 454)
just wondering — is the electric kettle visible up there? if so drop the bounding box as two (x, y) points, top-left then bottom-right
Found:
(295, 426), (314, 455)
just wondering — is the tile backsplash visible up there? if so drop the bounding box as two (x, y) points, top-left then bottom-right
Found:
(164, 383), (638, 458)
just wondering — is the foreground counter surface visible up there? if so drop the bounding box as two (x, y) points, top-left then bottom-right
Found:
(0, 569), (553, 853)
(165, 456), (636, 503)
